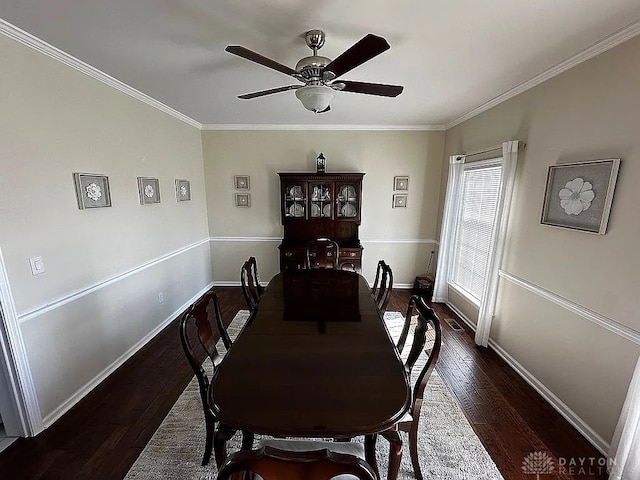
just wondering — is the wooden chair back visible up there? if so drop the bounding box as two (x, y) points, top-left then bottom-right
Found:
(372, 260), (393, 313)
(241, 256), (263, 311)
(179, 290), (226, 465)
(396, 294), (442, 419)
(216, 445), (377, 480)
(305, 238), (339, 269)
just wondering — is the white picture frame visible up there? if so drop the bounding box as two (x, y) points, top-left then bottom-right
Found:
(235, 193), (251, 207)
(73, 173), (112, 209)
(234, 175), (250, 190)
(138, 177), (161, 205)
(392, 194), (408, 208)
(540, 158), (620, 234)
(394, 176), (409, 191)
(175, 179), (191, 202)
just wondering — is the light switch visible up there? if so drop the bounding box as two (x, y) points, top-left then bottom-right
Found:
(29, 256), (46, 275)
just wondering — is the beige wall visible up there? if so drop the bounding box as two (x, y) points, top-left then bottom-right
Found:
(0, 35), (210, 422)
(441, 35), (640, 445)
(201, 130), (444, 286)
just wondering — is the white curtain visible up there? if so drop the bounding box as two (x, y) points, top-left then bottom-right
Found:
(432, 155), (465, 303)
(475, 140), (520, 346)
(609, 355), (640, 480)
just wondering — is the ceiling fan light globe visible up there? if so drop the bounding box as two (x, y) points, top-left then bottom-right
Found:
(295, 85), (336, 113)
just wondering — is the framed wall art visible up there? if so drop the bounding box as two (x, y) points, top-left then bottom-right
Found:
(235, 193), (251, 207)
(234, 175), (250, 190)
(392, 194), (408, 208)
(137, 177), (161, 205)
(73, 173), (112, 209)
(394, 176), (409, 191)
(540, 158), (620, 234)
(175, 179), (191, 202)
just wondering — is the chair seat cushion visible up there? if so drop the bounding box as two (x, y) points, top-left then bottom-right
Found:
(257, 439), (366, 480)
(258, 438), (365, 458)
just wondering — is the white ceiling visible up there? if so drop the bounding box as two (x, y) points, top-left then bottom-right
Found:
(2, 1), (640, 128)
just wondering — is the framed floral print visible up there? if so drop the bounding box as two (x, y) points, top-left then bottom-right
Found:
(235, 193), (251, 207)
(392, 194), (408, 208)
(73, 173), (112, 209)
(394, 176), (409, 191)
(138, 177), (161, 205)
(175, 179), (191, 202)
(540, 158), (620, 234)
(234, 175), (250, 190)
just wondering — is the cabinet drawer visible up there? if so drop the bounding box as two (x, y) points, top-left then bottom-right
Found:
(280, 248), (306, 270)
(338, 249), (362, 272)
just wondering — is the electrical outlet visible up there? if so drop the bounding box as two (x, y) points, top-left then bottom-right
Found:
(158, 292), (164, 304)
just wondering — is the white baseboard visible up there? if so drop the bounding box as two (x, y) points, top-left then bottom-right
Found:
(41, 282), (214, 428)
(443, 301), (608, 455)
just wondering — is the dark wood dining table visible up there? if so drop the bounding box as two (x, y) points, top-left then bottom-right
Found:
(209, 269), (410, 479)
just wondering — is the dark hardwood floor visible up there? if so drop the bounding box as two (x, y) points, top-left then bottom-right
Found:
(0, 287), (607, 479)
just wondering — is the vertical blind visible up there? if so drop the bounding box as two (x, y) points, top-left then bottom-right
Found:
(451, 163), (502, 302)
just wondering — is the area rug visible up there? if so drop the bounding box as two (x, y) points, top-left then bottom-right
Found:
(125, 311), (503, 480)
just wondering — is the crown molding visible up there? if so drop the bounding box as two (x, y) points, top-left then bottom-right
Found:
(445, 18), (640, 129)
(0, 18), (202, 129)
(201, 124), (446, 131)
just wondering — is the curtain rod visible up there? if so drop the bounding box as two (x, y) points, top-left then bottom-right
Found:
(461, 144), (503, 159)
(457, 141), (525, 160)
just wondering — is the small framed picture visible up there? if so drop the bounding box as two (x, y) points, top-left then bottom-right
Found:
(175, 179), (191, 202)
(393, 194), (408, 208)
(394, 176), (409, 191)
(234, 175), (250, 190)
(540, 158), (620, 234)
(138, 177), (161, 205)
(235, 193), (251, 208)
(73, 173), (112, 209)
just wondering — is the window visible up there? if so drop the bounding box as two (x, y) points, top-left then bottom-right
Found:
(433, 141), (520, 346)
(450, 160), (502, 304)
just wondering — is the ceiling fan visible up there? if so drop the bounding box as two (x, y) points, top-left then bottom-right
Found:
(225, 30), (403, 113)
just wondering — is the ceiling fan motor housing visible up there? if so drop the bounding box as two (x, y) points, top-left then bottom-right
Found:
(295, 55), (332, 83)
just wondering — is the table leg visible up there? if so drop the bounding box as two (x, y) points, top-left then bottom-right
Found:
(382, 430), (402, 480)
(241, 430), (255, 450)
(213, 423), (236, 467)
(364, 434), (380, 479)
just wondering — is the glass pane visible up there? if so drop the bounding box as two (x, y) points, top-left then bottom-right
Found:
(284, 184), (305, 218)
(451, 165), (502, 301)
(310, 183), (331, 218)
(337, 184), (357, 218)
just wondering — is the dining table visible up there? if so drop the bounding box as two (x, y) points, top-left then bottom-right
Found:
(209, 268), (410, 479)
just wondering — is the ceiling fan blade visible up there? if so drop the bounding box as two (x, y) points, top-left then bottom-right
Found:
(323, 34), (390, 79)
(339, 80), (403, 97)
(238, 85), (301, 99)
(226, 46), (302, 79)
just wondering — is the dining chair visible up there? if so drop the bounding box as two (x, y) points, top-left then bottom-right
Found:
(241, 256), (264, 311)
(305, 237), (340, 269)
(371, 260), (393, 314)
(216, 439), (377, 480)
(179, 291), (254, 466)
(366, 294), (442, 480)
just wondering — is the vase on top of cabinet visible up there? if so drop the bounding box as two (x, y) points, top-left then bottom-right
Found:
(278, 172), (364, 271)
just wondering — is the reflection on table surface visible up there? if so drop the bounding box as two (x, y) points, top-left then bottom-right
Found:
(282, 269), (361, 323)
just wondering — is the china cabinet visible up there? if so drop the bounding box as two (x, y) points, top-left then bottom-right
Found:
(278, 172), (364, 271)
